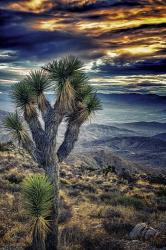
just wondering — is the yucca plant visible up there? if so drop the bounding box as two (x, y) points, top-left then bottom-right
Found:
(22, 175), (53, 250)
(3, 112), (31, 148)
(12, 81), (37, 119)
(3, 55), (102, 250)
(25, 70), (52, 111)
(44, 56), (84, 111)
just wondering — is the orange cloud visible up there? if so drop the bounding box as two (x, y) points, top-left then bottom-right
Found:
(4, 0), (166, 63)
(7, 0), (53, 13)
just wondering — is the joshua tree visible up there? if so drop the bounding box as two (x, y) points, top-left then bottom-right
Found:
(22, 175), (53, 250)
(4, 56), (102, 250)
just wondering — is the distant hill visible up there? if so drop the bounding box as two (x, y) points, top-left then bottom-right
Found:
(0, 109), (9, 119)
(67, 149), (139, 175)
(113, 121), (166, 136)
(79, 123), (137, 142)
(152, 133), (166, 141)
(82, 136), (166, 152)
(0, 110), (10, 142)
(1, 110), (166, 170)
(80, 135), (166, 169)
(98, 93), (166, 106)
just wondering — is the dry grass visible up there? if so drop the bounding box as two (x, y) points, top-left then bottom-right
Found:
(0, 149), (165, 250)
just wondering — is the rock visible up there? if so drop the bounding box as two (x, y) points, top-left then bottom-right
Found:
(158, 222), (166, 234)
(129, 223), (159, 240)
(0, 225), (7, 238)
(144, 227), (158, 240)
(129, 223), (147, 239)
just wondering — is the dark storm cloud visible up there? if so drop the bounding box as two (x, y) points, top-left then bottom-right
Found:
(0, 69), (22, 80)
(127, 81), (165, 87)
(0, 9), (100, 63)
(0, 0), (166, 83)
(92, 58), (166, 76)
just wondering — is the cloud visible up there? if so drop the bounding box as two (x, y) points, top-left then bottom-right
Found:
(0, 0), (166, 84)
(92, 58), (166, 76)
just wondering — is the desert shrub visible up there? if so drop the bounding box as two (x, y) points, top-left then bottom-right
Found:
(86, 193), (99, 202)
(99, 192), (145, 209)
(58, 208), (72, 224)
(60, 170), (67, 178)
(103, 219), (133, 236)
(156, 196), (166, 211)
(156, 186), (166, 197)
(82, 235), (101, 250)
(58, 193), (72, 224)
(0, 141), (14, 152)
(0, 224), (7, 238)
(117, 196), (145, 209)
(103, 208), (123, 219)
(60, 178), (71, 185)
(5, 173), (23, 184)
(68, 189), (80, 197)
(99, 192), (113, 202)
(82, 235), (125, 250)
(71, 183), (96, 193)
(97, 239), (125, 250)
(148, 175), (166, 185)
(102, 165), (116, 176)
(0, 177), (20, 192)
(151, 236), (166, 249)
(60, 225), (83, 245)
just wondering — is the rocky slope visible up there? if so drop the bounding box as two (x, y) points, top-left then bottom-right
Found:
(0, 146), (166, 250)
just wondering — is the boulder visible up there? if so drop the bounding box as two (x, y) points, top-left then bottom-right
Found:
(129, 223), (159, 240)
(158, 222), (166, 234)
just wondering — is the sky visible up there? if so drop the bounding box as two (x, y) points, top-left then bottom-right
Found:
(0, 0), (166, 93)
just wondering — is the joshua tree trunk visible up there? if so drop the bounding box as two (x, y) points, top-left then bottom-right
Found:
(45, 155), (60, 250)
(32, 223), (46, 250)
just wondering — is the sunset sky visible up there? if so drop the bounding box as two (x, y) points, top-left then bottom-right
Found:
(0, 0), (166, 89)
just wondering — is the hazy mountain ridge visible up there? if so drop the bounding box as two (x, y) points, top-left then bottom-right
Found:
(98, 93), (166, 106)
(82, 136), (166, 151)
(0, 110), (166, 171)
(152, 133), (166, 141)
(113, 121), (166, 136)
(67, 149), (139, 175)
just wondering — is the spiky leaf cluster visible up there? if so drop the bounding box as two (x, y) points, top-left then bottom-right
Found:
(25, 70), (51, 96)
(24, 70), (52, 111)
(44, 56), (102, 116)
(44, 56), (83, 84)
(22, 175), (53, 238)
(3, 112), (30, 144)
(44, 56), (85, 111)
(12, 81), (37, 118)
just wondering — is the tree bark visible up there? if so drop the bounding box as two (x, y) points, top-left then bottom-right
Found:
(32, 220), (46, 250)
(45, 158), (60, 250)
(57, 121), (81, 162)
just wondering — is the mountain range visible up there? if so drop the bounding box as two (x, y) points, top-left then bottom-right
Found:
(0, 109), (166, 172)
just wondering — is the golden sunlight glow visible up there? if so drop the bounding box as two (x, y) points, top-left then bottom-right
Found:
(76, 16), (166, 34)
(61, 0), (96, 6)
(32, 9), (166, 41)
(106, 51), (118, 58)
(116, 45), (159, 55)
(32, 19), (64, 31)
(4, 0), (166, 66)
(8, 0), (53, 13)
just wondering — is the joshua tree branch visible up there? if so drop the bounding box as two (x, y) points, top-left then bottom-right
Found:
(37, 94), (54, 128)
(22, 139), (42, 163)
(45, 101), (64, 141)
(57, 120), (81, 162)
(25, 116), (49, 152)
